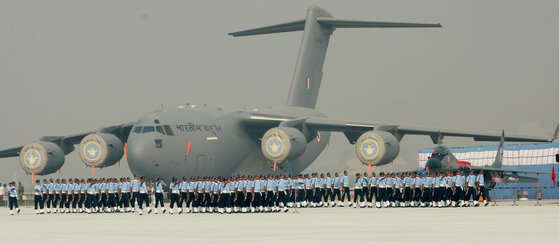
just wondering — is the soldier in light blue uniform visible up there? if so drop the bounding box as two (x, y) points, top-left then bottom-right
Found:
(33, 180), (44, 214)
(7, 182), (20, 215)
(79, 179), (88, 212)
(107, 178), (118, 212)
(376, 172), (386, 208)
(331, 172), (341, 207)
(236, 176), (247, 213)
(178, 176), (189, 214)
(194, 177), (205, 213)
(465, 171), (477, 207)
(412, 174), (422, 207)
(65, 179), (73, 213)
(119, 178), (131, 212)
(476, 170), (488, 206)
(445, 172), (454, 206)
(353, 173), (364, 208)
(361, 171), (371, 208)
(340, 171), (350, 207)
(130, 175), (140, 211)
(219, 178), (232, 214)
(41, 179), (48, 211)
(137, 176), (151, 215)
(203, 177), (213, 213)
(245, 175), (255, 212)
(153, 178), (166, 214)
(187, 177), (197, 213)
(168, 178), (180, 214)
(324, 173), (332, 207)
(53, 179), (61, 213)
(85, 179), (96, 214)
(454, 171), (466, 207)
(59, 179), (67, 213)
(71, 179), (80, 213)
(253, 175), (264, 212)
(368, 173), (377, 208)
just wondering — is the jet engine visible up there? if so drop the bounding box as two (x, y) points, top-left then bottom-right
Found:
(19, 142), (65, 175)
(78, 133), (124, 168)
(261, 127), (307, 163)
(354, 131), (400, 166)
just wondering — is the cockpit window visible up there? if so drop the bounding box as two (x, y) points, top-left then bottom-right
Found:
(133, 126), (143, 134)
(156, 126), (165, 135)
(163, 125), (175, 136)
(142, 126), (155, 133)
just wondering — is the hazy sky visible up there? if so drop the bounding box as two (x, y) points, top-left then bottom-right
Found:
(1, 1), (557, 187)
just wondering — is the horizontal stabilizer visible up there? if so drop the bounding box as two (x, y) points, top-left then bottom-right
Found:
(316, 18), (442, 28)
(229, 20), (305, 37)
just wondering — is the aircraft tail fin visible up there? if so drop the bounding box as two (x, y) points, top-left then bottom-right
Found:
(492, 130), (505, 168)
(230, 5), (441, 109)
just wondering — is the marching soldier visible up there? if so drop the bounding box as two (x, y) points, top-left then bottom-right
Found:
(331, 172), (341, 207)
(33, 180), (44, 214)
(324, 173), (332, 207)
(169, 178), (180, 214)
(53, 178), (61, 213)
(353, 173), (364, 208)
(465, 171), (477, 207)
(476, 170), (488, 206)
(340, 171), (350, 207)
(59, 179), (68, 213)
(368, 172), (377, 208)
(7, 182), (20, 215)
(41, 179), (48, 212)
(362, 172), (370, 208)
(79, 179), (87, 212)
(454, 171), (466, 207)
(178, 176), (189, 214)
(154, 178), (166, 214)
(137, 176), (151, 215)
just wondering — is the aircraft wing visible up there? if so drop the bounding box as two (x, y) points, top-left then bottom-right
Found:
(244, 112), (550, 144)
(472, 166), (550, 175)
(0, 123), (134, 159)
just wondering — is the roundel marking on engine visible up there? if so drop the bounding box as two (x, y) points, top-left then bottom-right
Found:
(361, 139), (379, 159)
(24, 149), (41, 167)
(83, 141), (102, 161)
(266, 136), (284, 156)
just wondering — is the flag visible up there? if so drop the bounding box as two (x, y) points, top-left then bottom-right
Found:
(552, 165), (556, 187)
(307, 77), (311, 90)
(316, 131), (321, 144)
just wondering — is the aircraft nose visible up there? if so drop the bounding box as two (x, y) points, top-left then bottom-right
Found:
(126, 135), (155, 175)
(425, 158), (442, 170)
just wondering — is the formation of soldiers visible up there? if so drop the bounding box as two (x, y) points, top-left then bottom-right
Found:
(17, 170), (489, 216)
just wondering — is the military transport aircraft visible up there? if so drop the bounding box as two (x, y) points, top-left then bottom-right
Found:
(0, 6), (551, 182)
(424, 131), (551, 190)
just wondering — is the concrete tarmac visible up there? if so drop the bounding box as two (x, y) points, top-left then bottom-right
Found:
(1, 200), (557, 244)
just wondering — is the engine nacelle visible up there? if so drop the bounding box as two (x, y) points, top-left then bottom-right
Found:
(261, 127), (307, 163)
(78, 133), (124, 168)
(19, 142), (65, 175)
(355, 131), (400, 166)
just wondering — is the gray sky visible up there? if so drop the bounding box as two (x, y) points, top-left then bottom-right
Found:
(1, 0), (557, 187)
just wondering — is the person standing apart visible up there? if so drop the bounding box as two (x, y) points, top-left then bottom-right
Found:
(8, 182), (20, 215)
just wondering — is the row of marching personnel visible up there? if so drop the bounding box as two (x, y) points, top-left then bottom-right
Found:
(11, 170), (489, 215)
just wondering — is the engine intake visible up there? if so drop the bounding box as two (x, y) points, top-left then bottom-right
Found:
(78, 133), (124, 168)
(355, 131), (400, 166)
(261, 127), (307, 163)
(19, 142), (65, 175)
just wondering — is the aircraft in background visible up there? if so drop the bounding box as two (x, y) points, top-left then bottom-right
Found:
(0, 6), (551, 182)
(424, 130), (553, 190)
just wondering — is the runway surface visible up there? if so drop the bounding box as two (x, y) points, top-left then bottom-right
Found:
(1, 200), (557, 244)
